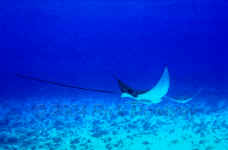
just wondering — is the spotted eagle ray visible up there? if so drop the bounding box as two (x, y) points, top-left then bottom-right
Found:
(16, 67), (200, 104)
(113, 67), (200, 104)
(113, 67), (169, 104)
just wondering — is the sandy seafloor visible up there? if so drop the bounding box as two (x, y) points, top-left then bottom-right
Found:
(0, 88), (228, 150)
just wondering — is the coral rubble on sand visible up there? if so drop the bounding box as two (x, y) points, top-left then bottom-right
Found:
(0, 97), (228, 150)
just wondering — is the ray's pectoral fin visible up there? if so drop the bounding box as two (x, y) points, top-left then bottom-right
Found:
(164, 96), (194, 103)
(135, 67), (170, 103)
(164, 88), (203, 103)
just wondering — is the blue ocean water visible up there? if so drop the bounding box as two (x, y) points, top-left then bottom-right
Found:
(0, 0), (228, 150)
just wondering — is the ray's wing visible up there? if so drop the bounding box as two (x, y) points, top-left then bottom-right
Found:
(164, 88), (203, 103)
(136, 67), (170, 103)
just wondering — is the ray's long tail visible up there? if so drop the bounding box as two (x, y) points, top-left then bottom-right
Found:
(16, 73), (118, 94)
